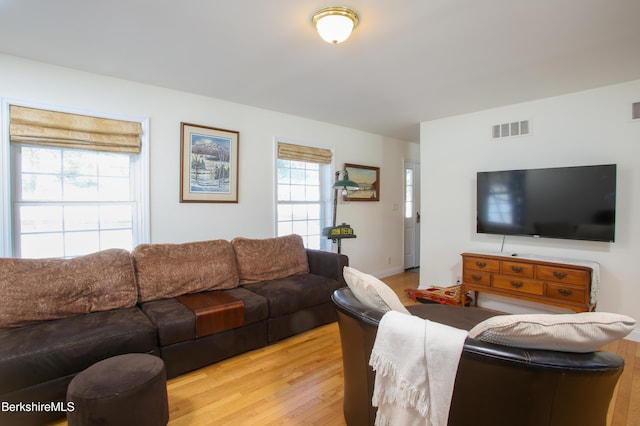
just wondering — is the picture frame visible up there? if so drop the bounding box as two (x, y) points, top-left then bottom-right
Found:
(180, 122), (239, 203)
(343, 163), (380, 201)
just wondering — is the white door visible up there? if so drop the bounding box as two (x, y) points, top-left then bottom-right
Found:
(403, 160), (421, 269)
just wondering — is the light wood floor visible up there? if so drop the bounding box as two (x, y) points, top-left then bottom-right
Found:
(50, 271), (638, 425)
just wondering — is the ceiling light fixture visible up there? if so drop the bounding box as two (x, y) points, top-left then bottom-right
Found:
(312, 6), (359, 44)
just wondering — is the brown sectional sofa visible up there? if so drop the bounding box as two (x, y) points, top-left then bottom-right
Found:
(0, 234), (348, 425)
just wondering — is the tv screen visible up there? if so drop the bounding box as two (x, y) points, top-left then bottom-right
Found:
(476, 164), (616, 242)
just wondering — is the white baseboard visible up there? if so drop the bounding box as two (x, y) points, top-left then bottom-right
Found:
(477, 294), (572, 314)
(376, 266), (406, 279)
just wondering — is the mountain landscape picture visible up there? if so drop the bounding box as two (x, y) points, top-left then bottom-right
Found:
(189, 133), (231, 194)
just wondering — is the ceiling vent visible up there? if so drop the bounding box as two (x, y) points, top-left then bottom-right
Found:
(492, 120), (530, 139)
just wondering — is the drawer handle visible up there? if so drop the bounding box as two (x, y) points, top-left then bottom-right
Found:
(553, 272), (568, 280)
(472, 275), (483, 282)
(511, 281), (524, 289)
(476, 262), (487, 269)
(511, 266), (523, 273)
(558, 289), (573, 297)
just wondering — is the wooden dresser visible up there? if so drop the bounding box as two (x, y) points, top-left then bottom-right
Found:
(461, 252), (597, 312)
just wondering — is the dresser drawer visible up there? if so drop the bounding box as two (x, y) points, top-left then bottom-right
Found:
(537, 265), (590, 287)
(501, 261), (534, 278)
(493, 275), (544, 296)
(546, 283), (587, 304)
(463, 270), (492, 287)
(463, 256), (500, 273)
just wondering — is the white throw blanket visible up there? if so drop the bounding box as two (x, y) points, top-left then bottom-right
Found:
(369, 311), (468, 426)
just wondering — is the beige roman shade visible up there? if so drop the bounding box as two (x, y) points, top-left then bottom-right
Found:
(9, 105), (142, 154)
(277, 142), (332, 164)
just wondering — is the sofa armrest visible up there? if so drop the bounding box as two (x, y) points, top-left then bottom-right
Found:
(306, 249), (348, 286)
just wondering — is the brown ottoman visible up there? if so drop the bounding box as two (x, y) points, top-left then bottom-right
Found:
(66, 353), (168, 426)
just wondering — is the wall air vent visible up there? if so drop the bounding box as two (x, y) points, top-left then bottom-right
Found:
(492, 120), (530, 139)
(633, 102), (640, 120)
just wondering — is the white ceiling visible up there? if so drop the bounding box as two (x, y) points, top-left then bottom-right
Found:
(1, 0), (639, 142)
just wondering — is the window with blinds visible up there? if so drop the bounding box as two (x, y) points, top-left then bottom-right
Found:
(276, 142), (332, 250)
(6, 104), (147, 258)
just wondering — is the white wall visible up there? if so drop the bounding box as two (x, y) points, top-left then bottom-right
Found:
(420, 79), (640, 340)
(0, 53), (419, 277)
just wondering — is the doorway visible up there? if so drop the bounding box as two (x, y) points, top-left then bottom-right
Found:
(403, 160), (420, 270)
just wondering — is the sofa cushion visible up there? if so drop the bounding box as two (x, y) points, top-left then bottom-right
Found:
(0, 307), (157, 394)
(0, 249), (137, 328)
(469, 312), (636, 352)
(242, 273), (341, 317)
(140, 288), (269, 346)
(232, 234), (309, 284)
(133, 240), (240, 302)
(343, 266), (410, 315)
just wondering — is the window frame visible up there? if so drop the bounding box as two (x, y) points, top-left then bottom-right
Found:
(274, 139), (333, 251)
(1, 98), (150, 258)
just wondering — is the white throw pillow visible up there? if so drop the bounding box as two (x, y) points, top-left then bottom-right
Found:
(469, 312), (636, 352)
(343, 266), (410, 315)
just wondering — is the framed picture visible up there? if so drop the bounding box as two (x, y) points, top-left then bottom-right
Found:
(343, 163), (380, 201)
(180, 122), (239, 203)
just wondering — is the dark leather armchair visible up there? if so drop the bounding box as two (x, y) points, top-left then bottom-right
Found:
(332, 287), (625, 426)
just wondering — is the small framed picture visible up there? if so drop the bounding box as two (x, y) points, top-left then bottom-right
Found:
(344, 163), (380, 201)
(180, 122), (239, 203)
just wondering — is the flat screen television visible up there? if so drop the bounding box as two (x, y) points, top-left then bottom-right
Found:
(476, 164), (617, 242)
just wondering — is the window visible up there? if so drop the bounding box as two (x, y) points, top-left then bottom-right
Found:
(3, 103), (149, 258)
(405, 167), (414, 219)
(276, 142), (332, 250)
(14, 146), (136, 257)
